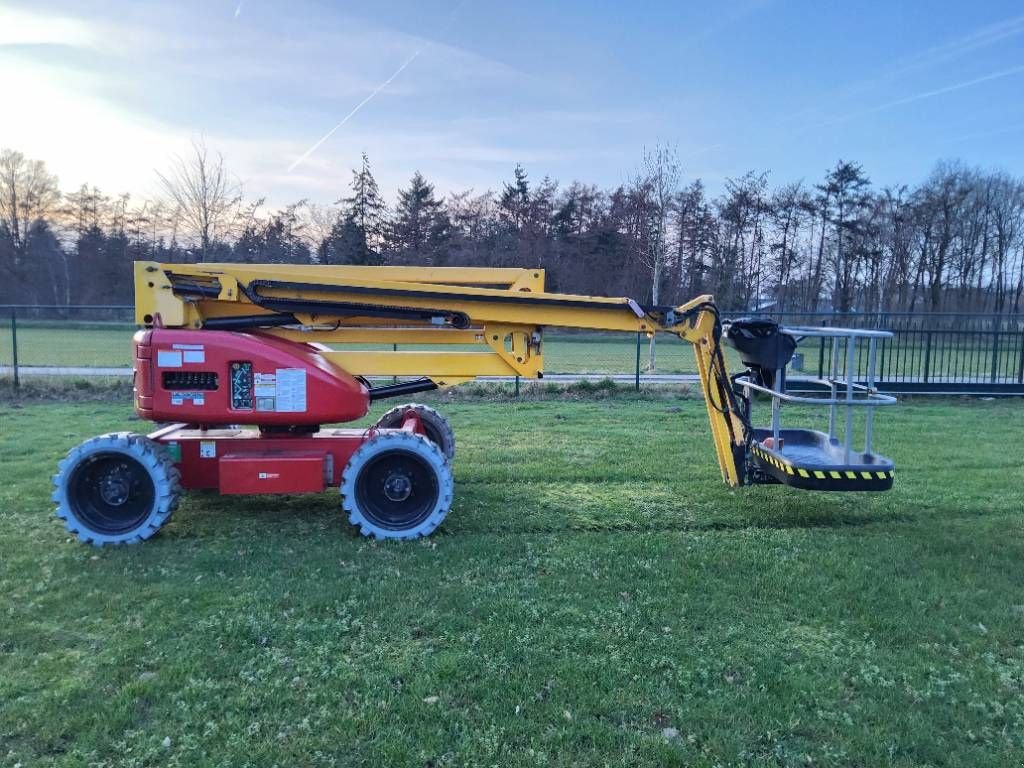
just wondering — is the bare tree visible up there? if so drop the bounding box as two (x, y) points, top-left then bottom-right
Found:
(157, 139), (241, 261)
(304, 202), (341, 261)
(768, 182), (809, 312)
(818, 160), (872, 312)
(0, 148), (60, 267)
(635, 144), (680, 370)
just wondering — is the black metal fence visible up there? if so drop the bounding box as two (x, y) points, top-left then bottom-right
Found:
(3, 305), (1023, 395)
(724, 311), (1024, 394)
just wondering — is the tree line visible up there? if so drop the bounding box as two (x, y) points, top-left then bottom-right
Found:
(1, 142), (1023, 314)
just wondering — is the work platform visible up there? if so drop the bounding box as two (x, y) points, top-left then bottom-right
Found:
(730, 324), (896, 491)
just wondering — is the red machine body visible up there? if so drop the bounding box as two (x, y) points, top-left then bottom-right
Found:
(149, 423), (420, 493)
(130, 328), (409, 496)
(133, 328), (369, 426)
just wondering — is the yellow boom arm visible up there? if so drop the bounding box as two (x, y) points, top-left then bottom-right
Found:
(134, 261), (748, 485)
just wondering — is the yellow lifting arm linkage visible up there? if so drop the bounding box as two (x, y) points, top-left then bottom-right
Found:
(134, 261), (749, 486)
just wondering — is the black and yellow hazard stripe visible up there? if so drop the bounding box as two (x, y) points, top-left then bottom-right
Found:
(750, 444), (894, 491)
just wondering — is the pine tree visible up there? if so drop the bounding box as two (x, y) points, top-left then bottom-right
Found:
(390, 171), (448, 264)
(499, 165), (530, 231)
(325, 153), (387, 265)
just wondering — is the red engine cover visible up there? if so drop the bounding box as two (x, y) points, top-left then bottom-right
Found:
(133, 329), (369, 426)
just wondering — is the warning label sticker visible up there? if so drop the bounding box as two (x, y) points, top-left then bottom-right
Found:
(251, 370), (307, 412)
(254, 373), (276, 397)
(275, 368), (307, 412)
(254, 372), (276, 411)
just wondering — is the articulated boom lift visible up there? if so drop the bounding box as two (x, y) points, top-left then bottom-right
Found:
(52, 261), (896, 545)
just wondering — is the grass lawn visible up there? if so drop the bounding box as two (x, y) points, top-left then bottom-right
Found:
(4, 322), (1020, 382)
(0, 324), (704, 374)
(1, 393), (1023, 766)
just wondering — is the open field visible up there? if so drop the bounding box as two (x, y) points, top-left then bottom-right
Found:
(0, 323), (710, 374)
(2, 394), (1023, 766)
(3, 321), (1022, 382)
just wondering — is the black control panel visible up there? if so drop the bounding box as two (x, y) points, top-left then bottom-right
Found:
(230, 362), (253, 409)
(162, 371), (219, 390)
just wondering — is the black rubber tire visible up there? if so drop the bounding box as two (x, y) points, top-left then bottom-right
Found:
(372, 403), (456, 460)
(52, 432), (181, 546)
(340, 431), (453, 540)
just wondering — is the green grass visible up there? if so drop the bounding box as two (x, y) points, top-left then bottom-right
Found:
(0, 324), (135, 368)
(0, 324), (704, 373)
(3, 322), (1019, 381)
(1, 394), (1023, 766)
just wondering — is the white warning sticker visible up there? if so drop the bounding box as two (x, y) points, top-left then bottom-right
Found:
(170, 391), (206, 406)
(275, 368), (307, 412)
(172, 343), (206, 363)
(254, 373), (276, 397)
(199, 440), (216, 458)
(253, 372), (276, 410)
(157, 349), (182, 368)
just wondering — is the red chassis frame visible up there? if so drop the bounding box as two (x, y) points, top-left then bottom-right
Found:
(148, 411), (426, 495)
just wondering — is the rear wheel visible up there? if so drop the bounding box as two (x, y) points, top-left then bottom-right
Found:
(52, 432), (181, 546)
(372, 403), (455, 460)
(340, 431), (453, 540)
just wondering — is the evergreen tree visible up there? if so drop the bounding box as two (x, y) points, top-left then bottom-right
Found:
(329, 152), (386, 265)
(324, 217), (380, 265)
(390, 171), (448, 264)
(499, 165), (530, 231)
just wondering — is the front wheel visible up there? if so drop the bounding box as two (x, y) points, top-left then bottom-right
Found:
(340, 431), (453, 540)
(52, 432), (181, 546)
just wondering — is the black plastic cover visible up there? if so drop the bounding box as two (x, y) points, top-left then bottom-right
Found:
(726, 318), (797, 390)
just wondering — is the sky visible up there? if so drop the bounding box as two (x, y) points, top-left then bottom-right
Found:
(2, 0), (1023, 206)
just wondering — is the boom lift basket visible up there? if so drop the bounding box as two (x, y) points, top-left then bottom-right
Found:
(729, 323), (896, 491)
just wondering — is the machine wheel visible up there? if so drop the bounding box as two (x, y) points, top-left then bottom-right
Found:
(372, 403), (455, 460)
(340, 431), (453, 540)
(52, 432), (181, 546)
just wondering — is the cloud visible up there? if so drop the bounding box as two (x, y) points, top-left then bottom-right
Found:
(0, 53), (185, 198)
(0, 2), (546, 202)
(0, 6), (97, 47)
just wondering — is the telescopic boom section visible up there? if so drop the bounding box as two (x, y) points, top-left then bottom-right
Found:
(134, 261), (748, 485)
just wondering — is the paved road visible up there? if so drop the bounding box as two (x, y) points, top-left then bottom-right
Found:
(1, 366), (135, 377)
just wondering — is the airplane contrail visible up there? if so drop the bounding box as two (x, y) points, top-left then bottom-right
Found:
(814, 63), (1024, 129)
(287, 45), (427, 173)
(287, 1), (466, 173)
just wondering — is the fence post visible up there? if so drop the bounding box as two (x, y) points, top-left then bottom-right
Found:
(1016, 330), (1024, 385)
(817, 321), (826, 379)
(10, 309), (18, 391)
(635, 330), (641, 391)
(990, 331), (1000, 383)
(392, 343), (398, 384)
(514, 375), (520, 397)
(922, 331), (932, 384)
